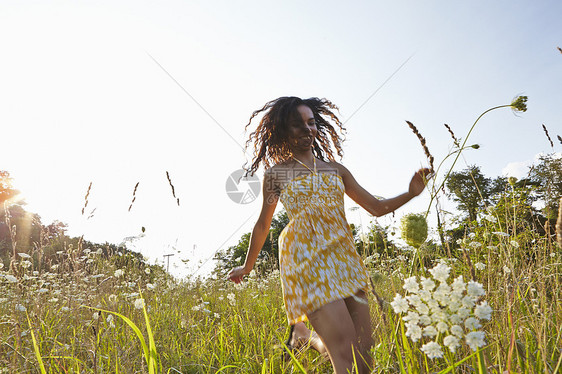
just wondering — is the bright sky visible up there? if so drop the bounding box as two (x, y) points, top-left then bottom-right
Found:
(1, 0), (561, 278)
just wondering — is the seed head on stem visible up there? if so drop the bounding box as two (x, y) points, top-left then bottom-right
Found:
(405, 120), (434, 173)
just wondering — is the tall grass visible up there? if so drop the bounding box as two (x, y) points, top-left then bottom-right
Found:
(1, 96), (561, 373)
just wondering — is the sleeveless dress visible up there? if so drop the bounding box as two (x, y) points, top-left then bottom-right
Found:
(278, 157), (371, 324)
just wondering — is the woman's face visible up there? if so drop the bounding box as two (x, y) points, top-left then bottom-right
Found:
(287, 105), (317, 152)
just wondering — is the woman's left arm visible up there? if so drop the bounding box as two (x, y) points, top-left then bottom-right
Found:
(336, 163), (431, 217)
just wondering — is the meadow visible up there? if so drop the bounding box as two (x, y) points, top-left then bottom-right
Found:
(1, 97), (561, 373)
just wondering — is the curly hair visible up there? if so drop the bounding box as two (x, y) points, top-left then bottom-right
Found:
(243, 97), (347, 176)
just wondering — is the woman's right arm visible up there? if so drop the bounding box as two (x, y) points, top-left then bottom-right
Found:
(228, 168), (279, 283)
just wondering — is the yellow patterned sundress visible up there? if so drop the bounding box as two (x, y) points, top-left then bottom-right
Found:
(278, 157), (371, 324)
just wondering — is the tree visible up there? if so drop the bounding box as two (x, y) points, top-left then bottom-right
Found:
(0, 171), (19, 206)
(445, 165), (505, 222)
(528, 153), (562, 220)
(212, 210), (289, 277)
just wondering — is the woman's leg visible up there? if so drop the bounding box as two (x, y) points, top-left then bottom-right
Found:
(292, 321), (327, 355)
(306, 299), (361, 374)
(344, 290), (374, 373)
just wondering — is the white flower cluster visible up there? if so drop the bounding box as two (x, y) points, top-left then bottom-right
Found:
(391, 262), (491, 359)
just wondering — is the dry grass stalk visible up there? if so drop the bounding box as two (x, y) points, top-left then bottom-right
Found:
(166, 171), (180, 206)
(542, 124), (554, 148)
(556, 199), (562, 248)
(443, 123), (459, 147)
(81, 182), (92, 215)
(405, 120), (435, 172)
(558, 46), (562, 54)
(128, 182), (140, 212)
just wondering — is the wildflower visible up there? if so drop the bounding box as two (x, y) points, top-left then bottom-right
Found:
(18, 253), (31, 259)
(423, 325), (438, 337)
(503, 266), (511, 274)
(134, 298), (145, 310)
(419, 315), (432, 326)
(465, 331), (486, 351)
(146, 283), (156, 290)
(450, 325), (464, 338)
(436, 321), (449, 333)
(510, 95), (528, 113)
(510, 240), (519, 248)
(15, 304), (27, 312)
(37, 288), (48, 294)
(21, 261), (32, 269)
(482, 214), (497, 223)
(474, 262), (486, 271)
(443, 335), (460, 353)
(61, 307), (70, 312)
(403, 311), (420, 324)
(391, 294), (409, 314)
(108, 294), (118, 303)
(49, 298), (59, 303)
(403, 277), (419, 293)
(474, 301), (492, 320)
(106, 314), (115, 328)
(214, 313), (220, 319)
(468, 233), (476, 239)
(0, 263), (3, 269)
(420, 341), (443, 359)
(400, 213), (428, 248)
(114, 269), (124, 277)
(464, 317), (482, 330)
(4, 274), (17, 283)
(93, 312), (100, 320)
(191, 305), (201, 312)
(420, 276), (436, 292)
(227, 293), (236, 306)
(469, 241), (482, 249)
(96, 248), (103, 255)
(466, 281), (485, 297)
(493, 231), (509, 237)
(144, 268), (151, 275)
(429, 263), (450, 283)
(405, 322), (422, 342)
(451, 276), (466, 292)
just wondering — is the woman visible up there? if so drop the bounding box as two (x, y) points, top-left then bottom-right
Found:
(229, 96), (430, 373)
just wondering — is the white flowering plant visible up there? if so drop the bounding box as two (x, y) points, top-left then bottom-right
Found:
(390, 261), (491, 372)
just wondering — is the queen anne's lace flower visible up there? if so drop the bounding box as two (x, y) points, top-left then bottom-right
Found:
(393, 261), (491, 358)
(450, 324), (464, 338)
(403, 277), (419, 293)
(420, 276), (436, 291)
(474, 301), (492, 320)
(391, 294), (409, 314)
(421, 341), (443, 359)
(464, 317), (482, 330)
(423, 325), (438, 337)
(465, 331), (486, 351)
(429, 263), (451, 283)
(444, 335), (461, 353)
(405, 322), (422, 342)
(466, 281), (485, 297)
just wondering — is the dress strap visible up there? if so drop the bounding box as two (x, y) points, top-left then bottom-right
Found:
(292, 156), (316, 174)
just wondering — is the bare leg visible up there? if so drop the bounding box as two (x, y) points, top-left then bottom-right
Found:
(292, 321), (327, 355)
(306, 298), (361, 373)
(344, 290), (374, 372)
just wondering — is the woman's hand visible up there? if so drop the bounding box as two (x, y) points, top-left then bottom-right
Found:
(228, 265), (250, 284)
(409, 168), (433, 197)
